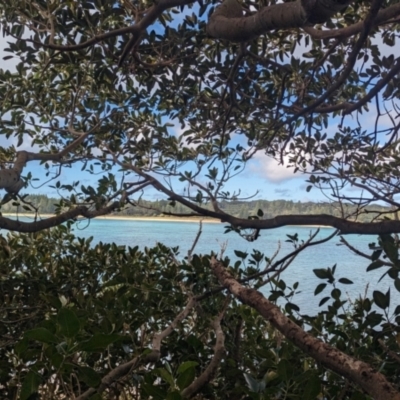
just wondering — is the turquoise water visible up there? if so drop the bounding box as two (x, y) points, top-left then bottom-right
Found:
(68, 218), (397, 314)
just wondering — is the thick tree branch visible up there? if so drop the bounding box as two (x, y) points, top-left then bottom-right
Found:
(195, 228), (338, 302)
(210, 258), (400, 400)
(112, 162), (400, 235)
(0, 200), (123, 232)
(207, 0), (353, 42)
(0, 124), (98, 194)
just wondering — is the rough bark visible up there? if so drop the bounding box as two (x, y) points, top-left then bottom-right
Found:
(0, 128), (91, 195)
(210, 258), (400, 400)
(0, 152), (28, 193)
(207, 0), (353, 42)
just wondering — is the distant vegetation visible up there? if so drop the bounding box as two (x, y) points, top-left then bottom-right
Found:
(1, 194), (392, 223)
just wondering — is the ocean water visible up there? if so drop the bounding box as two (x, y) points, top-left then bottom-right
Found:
(68, 218), (398, 314)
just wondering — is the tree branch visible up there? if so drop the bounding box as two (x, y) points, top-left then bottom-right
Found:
(210, 258), (400, 400)
(207, 0), (353, 42)
(77, 297), (196, 400)
(112, 162), (400, 236)
(182, 300), (227, 398)
(304, 3), (400, 39)
(0, 200), (123, 232)
(0, 122), (99, 194)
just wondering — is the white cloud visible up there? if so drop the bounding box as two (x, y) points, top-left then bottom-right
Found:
(249, 152), (298, 183)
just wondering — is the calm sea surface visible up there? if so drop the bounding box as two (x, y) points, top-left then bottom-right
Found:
(65, 218), (398, 314)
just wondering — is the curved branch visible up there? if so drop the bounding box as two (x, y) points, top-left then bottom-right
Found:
(343, 57), (400, 115)
(283, 0), (384, 127)
(210, 258), (400, 400)
(207, 0), (353, 42)
(21, 0), (195, 71)
(78, 297), (196, 400)
(182, 302), (227, 398)
(0, 123), (99, 194)
(339, 236), (392, 266)
(304, 3), (400, 39)
(0, 200), (123, 232)
(304, 50), (400, 116)
(113, 162), (400, 235)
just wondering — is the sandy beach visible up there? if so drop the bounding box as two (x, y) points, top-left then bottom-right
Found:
(96, 215), (221, 223)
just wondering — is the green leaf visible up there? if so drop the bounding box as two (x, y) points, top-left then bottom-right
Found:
(395, 278), (400, 292)
(25, 327), (57, 344)
(285, 302), (300, 312)
(277, 359), (293, 381)
(86, 395), (102, 400)
(234, 250), (248, 259)
(142, 383), (166, 399)
(157, 367), (175, 387)
(78, 334), (120, 352)
(371, 249), (382, 261)
(331, 288), (341, 300)
(380, 234), (398, 263)
(303, 374), (321, 400)
(338, 278), (353, 284)
(313, 269), (330, 280)
(176, 366), (195, 390)
(366, 311), (383, 327)
(319, 296), (330, 307)
(373, 289), (390, 309)
(314, 283), (327, 295)
(367, 260), (385, 271)
(166, 391), (183, 400)
(15, 338), (29, 356)
(177, 361), (198, 374)
(58, 308), (80, 338)
(20, 371), (40, 400)
(78, 366), (101, 388)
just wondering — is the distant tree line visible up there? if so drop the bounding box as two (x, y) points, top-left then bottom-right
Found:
(1, 194), (393, 223)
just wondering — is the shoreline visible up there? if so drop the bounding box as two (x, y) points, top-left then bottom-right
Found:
(2, 213), (221, 224)
(95, 215), (221, 223)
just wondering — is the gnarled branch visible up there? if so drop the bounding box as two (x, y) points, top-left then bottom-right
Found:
(210, 257), (400, 400)
(207, 0), (353, 42)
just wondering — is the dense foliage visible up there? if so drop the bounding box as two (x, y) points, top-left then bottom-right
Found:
(2, 227), (400, 399)
(1, 0), (400, 398)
